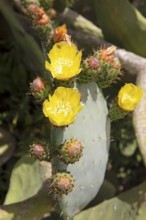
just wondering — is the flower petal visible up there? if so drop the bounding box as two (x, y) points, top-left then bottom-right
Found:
(45, 41), (82, 80)
(42, 87), (83, 126)
(118, 83), (143, 111)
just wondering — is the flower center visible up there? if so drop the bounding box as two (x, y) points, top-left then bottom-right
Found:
(53, 101), (73, 116)
(122, 93), (136, 103)
(53, 57), (73, 74)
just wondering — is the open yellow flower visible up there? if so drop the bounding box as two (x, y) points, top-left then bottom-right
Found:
(45, 41), (82, 81)
(118, 83), (143, 111)
(42, 87), (83, 126)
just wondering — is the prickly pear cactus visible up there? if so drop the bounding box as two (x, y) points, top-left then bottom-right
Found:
(28, 22), (122, 218)
(50, 82), (110, 219)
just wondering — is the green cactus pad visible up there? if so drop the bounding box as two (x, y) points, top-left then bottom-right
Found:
(50, 82), (110, 219)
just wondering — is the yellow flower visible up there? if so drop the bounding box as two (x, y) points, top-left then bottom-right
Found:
(42, 87), (83, 126)
(45, 41), (82, 81)
(118, 83), (143, 111)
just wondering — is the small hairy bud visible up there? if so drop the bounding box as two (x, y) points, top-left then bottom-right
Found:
(59, 139), (83, 164)
(30, 77), (50, 102)
(52, 172), (74, 195)
(30, 77), (45, 93)
(99, 46), (121, 69)
(30, 142), (50, 161)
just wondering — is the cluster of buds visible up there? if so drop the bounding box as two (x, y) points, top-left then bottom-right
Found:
(27, 4), (50, 26)
(78, 46), (121, 88)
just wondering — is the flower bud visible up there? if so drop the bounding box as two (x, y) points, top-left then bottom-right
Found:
(30, 77), (45, 93)
(30, 77), (50, 102)
(53, 24), (67, 43)
(99, 46), (121, 69)
(52, 172), (74, 195)
(27, 4), (39, 15)
(37, 13), (50, 26)
(59, 139), (83, 164)
(30, 141), (50, 161)
(27, 5), (50, 26)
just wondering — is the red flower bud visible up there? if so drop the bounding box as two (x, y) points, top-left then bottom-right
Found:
(30, 77), (45, 93)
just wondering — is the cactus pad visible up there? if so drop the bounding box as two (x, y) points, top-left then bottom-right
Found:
(50, 82), (110, 219)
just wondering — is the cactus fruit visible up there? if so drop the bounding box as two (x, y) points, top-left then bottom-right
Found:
(51, 172), (75, 195)
(59, 139), (83, 164)
(50, 82), (110, 219)
(30, 141), (50, 161)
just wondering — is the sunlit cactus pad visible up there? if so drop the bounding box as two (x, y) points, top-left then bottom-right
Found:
(50, 82), (110, 218)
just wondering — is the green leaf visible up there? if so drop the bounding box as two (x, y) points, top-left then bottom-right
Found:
(0, 190), (54, 220)
(0, 128), (15, 166)
(4, 156), (52, 204)
(75, 182), (146, 220)
(74, 198), (135, 220)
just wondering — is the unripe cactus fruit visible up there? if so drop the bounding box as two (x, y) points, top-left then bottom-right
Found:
(30, 143), (45, 159)
(59, 139), (83, 164)
(30, 142), (50, 161)
(30, 76), (50, 102)
(50, 82), (110, 219)
(52, 172), (75, 195)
